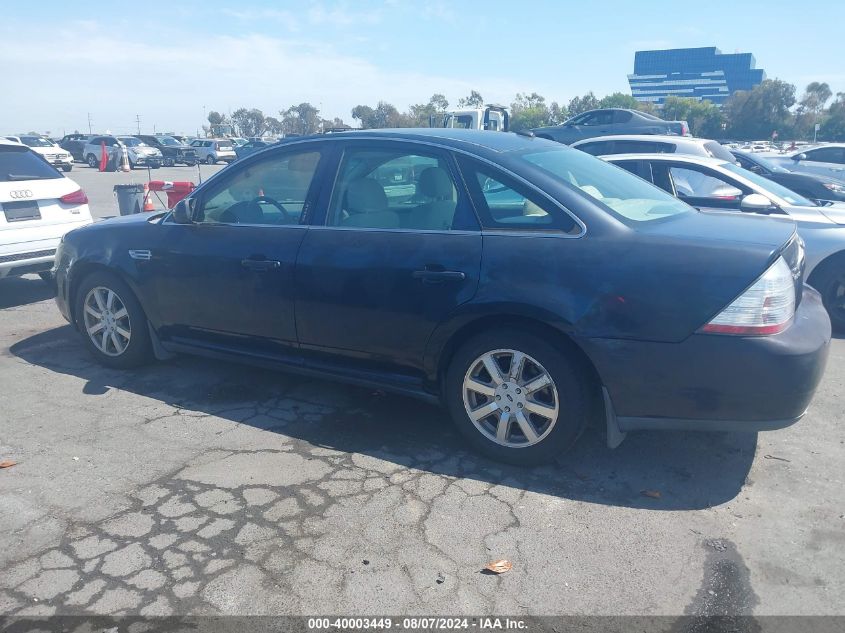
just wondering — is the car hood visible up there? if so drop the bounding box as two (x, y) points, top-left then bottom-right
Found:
(29, 146), (64, 155)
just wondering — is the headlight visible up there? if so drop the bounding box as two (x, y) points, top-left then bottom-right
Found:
(822, 182), (845, 193)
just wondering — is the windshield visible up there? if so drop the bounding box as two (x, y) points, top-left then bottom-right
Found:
(703, 141), (737, 163)
(522, 149), (692, 222)
(0, 146), (63, 181)
(158, 136), (180, 146)
(721, 162), (817, 207)
(119, 137), (144, 147)
(21, 136), (54, 148)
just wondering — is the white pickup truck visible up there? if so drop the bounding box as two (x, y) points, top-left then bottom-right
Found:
(430, 105), (510, 132)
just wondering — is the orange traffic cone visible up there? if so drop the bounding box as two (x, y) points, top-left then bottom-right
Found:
(143, 183), (155, 212)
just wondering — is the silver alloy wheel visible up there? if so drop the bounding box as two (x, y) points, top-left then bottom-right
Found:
(462, 348), (560, 448)
(82, 286), (131, 357)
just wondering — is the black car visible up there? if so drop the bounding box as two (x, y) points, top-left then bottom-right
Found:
(59, 133), (92, 162)
(531, 108), (690, 145)
(731, 150), (845, 203)
(134, 135), (197, 166)
(53, 129), (830, 465)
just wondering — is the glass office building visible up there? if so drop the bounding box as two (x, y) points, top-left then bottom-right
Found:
(628, 47), (765, 106)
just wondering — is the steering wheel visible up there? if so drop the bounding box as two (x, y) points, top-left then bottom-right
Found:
(254, 195), (291, 222)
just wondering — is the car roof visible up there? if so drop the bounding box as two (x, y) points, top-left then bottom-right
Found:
(602, 153), (731, 167)
(277, 128), (550, 155)
(573, 134), (703, 146)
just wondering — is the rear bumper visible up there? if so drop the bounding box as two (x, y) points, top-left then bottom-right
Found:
(581, 286), (831, 430)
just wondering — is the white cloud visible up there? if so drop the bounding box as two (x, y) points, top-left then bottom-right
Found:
(0, 23), (524, 135)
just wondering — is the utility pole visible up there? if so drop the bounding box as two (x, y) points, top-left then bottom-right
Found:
(87, 113), (93, 134)
(136, 114), (141, 135)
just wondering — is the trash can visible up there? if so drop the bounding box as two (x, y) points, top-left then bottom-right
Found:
(164, 182), (195, 208)
(113, 184), (145, 216)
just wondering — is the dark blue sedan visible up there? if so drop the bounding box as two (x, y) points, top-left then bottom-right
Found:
(53, 129), (831, 464)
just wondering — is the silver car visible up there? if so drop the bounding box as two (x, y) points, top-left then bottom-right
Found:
(604, 152), (845, 330)
(765, 144), (845, 182)
(572, 134), (738, 163)
(81, 135), (162, 169)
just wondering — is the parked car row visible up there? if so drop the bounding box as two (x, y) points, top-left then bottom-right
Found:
(57, 134), (202, 169)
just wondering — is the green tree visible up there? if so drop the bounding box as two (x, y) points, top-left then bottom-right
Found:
(231, 108), (266, 138)
(207, 110), (227, 126)
(509, 92), (565, 131)
(598, 92), (641, 109)
(457, 90), (484, 108)
(820, 93), (845, 141)
(264, 116), (283, 136)
(795, 82), (833, 139)
(281, 103), (321, 135)
(351, 102), (413, 129)
(723, 79), (796, 140)
(567, 92), (599, 116)
(661, 97), (723, 137)
(408, 94), (452, 126)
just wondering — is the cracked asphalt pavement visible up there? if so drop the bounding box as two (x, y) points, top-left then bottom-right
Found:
(1, 273), (844, 617)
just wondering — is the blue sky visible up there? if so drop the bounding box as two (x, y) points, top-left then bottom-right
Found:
(2, 0), (844, 136)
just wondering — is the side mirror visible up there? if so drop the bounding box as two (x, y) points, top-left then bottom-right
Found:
(171, 198), (194, 224)
(740, 193), (774, 212)
(793, 153), (806, 161)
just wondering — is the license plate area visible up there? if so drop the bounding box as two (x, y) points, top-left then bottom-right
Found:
(3, 201), (42, 222)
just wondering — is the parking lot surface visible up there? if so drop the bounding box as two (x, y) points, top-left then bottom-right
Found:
(0, 274), (843, 617)
(67, 162), (226, 219)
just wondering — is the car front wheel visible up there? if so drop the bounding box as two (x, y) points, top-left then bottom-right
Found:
(445, 329), (589, 465)
(75, 272), (152, 368)
(62, 165), (73, 172)
(86, 154), (98, 168)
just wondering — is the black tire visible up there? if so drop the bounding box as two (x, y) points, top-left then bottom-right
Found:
(62, 165), (73, 172)
(206, 155), (216, 165)
(74, 271), (153, 369)
(163, 157), (175, 167)
(444, 329), (590, 465)
(38, 271), (55, 286)
(86, 154), (98, 168)
(811, 263), (845, 332)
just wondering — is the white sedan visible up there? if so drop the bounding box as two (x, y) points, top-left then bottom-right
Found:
(0, 139), (93, 281)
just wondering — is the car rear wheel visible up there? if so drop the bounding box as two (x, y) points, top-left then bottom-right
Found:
(813, 265), (845, 331)
(206, 155), (216, 165)
(86, 154), (98, 168)
(445, 329), (589, 465)
(75, 272), (152, 368)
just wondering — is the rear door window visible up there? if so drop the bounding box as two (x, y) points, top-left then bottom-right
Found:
(459, 157), (580, 233)
(576, 140), (614, 156)
(804, 147), (845, 164)
(613, 111), (633, 124)
(0, 146), (62, 182)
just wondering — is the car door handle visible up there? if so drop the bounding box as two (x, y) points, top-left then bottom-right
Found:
(412, 268), (466, 284)
(241, 258), (281, 272)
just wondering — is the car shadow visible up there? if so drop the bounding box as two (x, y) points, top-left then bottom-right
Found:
(9, 325), (758, 511)
(0, 275), (55, 309)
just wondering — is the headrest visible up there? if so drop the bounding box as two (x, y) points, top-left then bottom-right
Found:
(418, 167), (452, 200)
(346, 178), (388, 214)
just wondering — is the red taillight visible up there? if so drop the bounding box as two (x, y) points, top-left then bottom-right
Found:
(699, 257), (795, 336)
(60, 189), (88, 205)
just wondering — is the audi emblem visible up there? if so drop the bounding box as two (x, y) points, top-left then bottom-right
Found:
(10, 190), (33, 199)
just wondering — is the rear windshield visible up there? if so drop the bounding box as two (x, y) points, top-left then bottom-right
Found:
(216, 142), (234, 150)
(703, 141), (737, 163)
(522, 148), (692, 222)
(0, 146), (63, 182)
